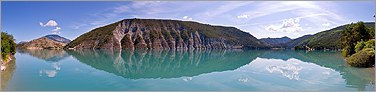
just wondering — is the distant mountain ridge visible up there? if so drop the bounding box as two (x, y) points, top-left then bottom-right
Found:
(283, 35), (313, 49)
(17, 35), (71, 49)
(264, 22), (375, 50)
(259, 36), (292, 45)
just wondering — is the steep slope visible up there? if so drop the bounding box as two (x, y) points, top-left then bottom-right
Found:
(17, 35), (71, 49)
(65, 18), (266, 50)
(259, 36), (292, 45)
(295, 22), (374, 50)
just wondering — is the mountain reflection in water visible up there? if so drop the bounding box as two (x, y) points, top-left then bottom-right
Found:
(3, 49), (374, 91)
(66, 49), (258, 79)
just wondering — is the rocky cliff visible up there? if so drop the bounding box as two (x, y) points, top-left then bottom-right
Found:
(65, 18), (266, 50)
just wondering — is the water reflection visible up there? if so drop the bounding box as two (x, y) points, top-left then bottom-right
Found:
(266, 62), (302, 80)
(256, 50), (375, 91)
(1, 58), (15, 91)
(66, 49), (259, 79)
(9, 49), (374, 91)
(17, 49), (69, 62)
(17, 49), (67, 78)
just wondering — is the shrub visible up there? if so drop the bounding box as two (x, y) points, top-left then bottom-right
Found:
(347, 48), (375, 67)
(354, 41), (365, 52)
(342, 46), (353, 57)
(364, 40), (375, 49)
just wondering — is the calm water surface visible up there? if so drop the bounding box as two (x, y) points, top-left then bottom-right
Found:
(1, 49), (375, 91)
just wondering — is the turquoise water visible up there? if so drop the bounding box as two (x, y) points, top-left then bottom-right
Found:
(1, 49), (375, 91)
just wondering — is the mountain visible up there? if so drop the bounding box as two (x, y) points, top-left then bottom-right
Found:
(17, 35), (71, 49)
(294, 22), (375, 50)
(65, 18), (266, 50)
(259, 36), (292, 45)
(283, 35), (313, 49)
(44, 34), (71, 44)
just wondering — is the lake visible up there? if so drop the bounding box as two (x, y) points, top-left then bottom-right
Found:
(1, 49), (374, 91)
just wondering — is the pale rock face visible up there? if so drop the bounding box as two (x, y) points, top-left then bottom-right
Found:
(66, 19), (257, 50)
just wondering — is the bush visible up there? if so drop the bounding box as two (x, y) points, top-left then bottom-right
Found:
(347, 48), (375, 67)
(342, 46), (354, 57)
(354, 41), (365, 52)
(364, 40), (375, 49)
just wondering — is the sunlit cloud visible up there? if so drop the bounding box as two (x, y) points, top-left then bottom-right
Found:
(51, 27), (62, 34)
(183, 16), (193, 20)
(40, 20), (58, 27)
(266, 18), (303, 33)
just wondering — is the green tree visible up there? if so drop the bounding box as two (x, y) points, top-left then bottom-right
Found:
(1, 32), (16, 61)
(341, 21), (370, 57)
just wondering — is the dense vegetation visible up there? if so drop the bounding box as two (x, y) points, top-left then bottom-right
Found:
(293, 22), (374, 50)
(1, 32), (16, 62)
(341, 22), (375, 67)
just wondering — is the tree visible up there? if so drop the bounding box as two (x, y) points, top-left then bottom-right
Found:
(1, 32), (16, 61)
(341, 23), (356, 57)
(341, 21), (370, 57)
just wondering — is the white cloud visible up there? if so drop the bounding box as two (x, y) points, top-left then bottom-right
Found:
(183, 16), (193, 20)
(51, 27), (61, 34)
(237, 14), (249, 19)
(183, 16), (188, 19)
(40, 20), (58, 27)
(266, 18), (303, 33)
(39, 22), (44, 26)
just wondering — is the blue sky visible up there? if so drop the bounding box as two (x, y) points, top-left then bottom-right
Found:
(2, 1), (374, 43)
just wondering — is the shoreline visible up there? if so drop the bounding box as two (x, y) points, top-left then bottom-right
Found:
(1, 55), (13, 71)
